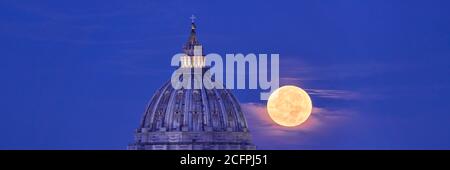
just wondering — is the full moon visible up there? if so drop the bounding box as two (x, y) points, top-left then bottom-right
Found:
(267, 85), (313, 127)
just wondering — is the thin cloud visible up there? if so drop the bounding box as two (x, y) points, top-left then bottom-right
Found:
(305, 88), (361, 100)
(241, 102), (353, 148)
(279, 77), (362, 100)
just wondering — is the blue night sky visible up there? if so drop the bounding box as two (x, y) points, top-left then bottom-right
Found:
(1, 0), (450, 149)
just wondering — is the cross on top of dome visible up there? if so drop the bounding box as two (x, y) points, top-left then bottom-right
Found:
(190, 15), (196, 23)
(184, 15), (201, 56)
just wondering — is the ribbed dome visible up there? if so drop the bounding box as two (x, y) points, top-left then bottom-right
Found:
(129, 77), (255, 150)
(140, 79), (249, 132)
(128, 19), (255, 150)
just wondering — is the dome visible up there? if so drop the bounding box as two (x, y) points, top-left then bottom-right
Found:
(140, 80), (250, 133)
(128, 19), (255, 150)
(128, 79), (255, 150)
